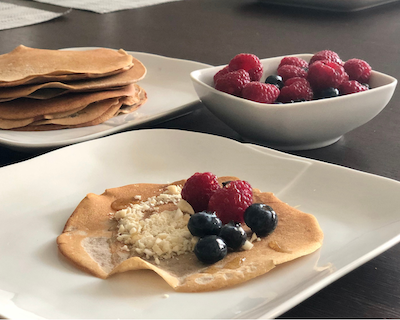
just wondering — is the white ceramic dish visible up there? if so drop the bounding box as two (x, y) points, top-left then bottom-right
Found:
(0, 48), (210, 150)
(258, 0), (400, 12)
(191, 54), (397, 151)
(1, 129), (400, 319)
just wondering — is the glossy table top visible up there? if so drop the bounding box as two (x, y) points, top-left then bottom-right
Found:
(1, 0), (400, 318)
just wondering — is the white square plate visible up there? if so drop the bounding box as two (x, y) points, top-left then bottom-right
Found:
(1, 129), (400, 318)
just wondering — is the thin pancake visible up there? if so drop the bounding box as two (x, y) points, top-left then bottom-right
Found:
(116, 85), (147, 115)
(0, 45), (134, 87)
(34, 98), (123, 126)
(0, 117), (35, 130)
(0, 57), (146, 102)
(57, 176), (324, 292)
(0, 83), (138, 120)
(15, 92), (147, 131)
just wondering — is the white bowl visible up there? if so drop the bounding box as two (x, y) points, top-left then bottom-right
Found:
(190, 54), (397, 150)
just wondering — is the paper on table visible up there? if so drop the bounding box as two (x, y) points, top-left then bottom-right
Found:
(32, 0), (182, 14)
(0, 2), (70, 31)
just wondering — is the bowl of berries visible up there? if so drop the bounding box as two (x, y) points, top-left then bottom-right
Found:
(190, 50), (397, 150)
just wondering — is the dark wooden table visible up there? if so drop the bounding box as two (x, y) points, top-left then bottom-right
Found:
(1, 0), (400, 318)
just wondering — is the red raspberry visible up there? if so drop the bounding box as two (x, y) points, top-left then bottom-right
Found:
(241, 82), (280, 103)
(214, 69), (251, 96)
(284, 77), (309, 86)
(181, 172), (221, 213)
(278, 78), (313, 103)
(309, 50), (343, 66)
(307, 60), (348, 91)
(228, 53), (263, 81)
(277, 64), (307, 82)
(213, 66), (230, 84)
(208, 180), (253, 224)
(339, 80), (369, 95)
(344, 58), (372, 83)
(278, 56), (308, 68)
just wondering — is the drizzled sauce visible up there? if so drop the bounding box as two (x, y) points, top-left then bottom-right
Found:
(268, 240), (292, 253)
(111, 197), (141, 211)
(203, 257), (246, 274)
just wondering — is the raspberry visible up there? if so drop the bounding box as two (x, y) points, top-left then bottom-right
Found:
(208, 180), (253, 224)
(228, 53), (263, 81)
(181, 172), (221, 213)
(309, 50), (343, 66)
(213, 66), (230, 84)
(307, 60), (348, 91)
(284, 77), (309, 86)
(214, 69), (251, 96)
(278, 56), (308, 68)
(277, 64), (307, 82)
(339, 80), (369, 95)
(344, 58), (372, 83)
(241, 82), (280, 103)
(278, 78), (313, 103)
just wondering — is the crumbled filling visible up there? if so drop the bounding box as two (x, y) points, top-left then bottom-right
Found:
(113, 185), (196, 264)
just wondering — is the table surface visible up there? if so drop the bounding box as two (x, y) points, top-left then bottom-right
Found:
(1, 0), (400, 318)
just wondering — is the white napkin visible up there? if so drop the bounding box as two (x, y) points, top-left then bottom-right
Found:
(0, 2), (70, 30)
(32, 0), (182, 14)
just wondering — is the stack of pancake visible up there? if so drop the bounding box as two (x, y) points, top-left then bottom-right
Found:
(0, 45), (147, 130)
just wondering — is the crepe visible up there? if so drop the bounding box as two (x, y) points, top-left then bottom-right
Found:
(12, 88), (147, 131)
(0, 46), (147, 131)
(0, 84), (146, 130)
(0, 45), (134, 87)
(0, 57), (146, 102)
(57, 176), (324, 292)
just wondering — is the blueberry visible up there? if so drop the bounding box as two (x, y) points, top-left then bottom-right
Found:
(194, 235), (227, 264)
(222, 180), (232, 187)
(265, 75), (284, 90)
(244, 203), (278, 237)
(219, 221), (247, 250)
(316, 87), (339, 99)
(187, 211), (222, 237)
(361, 83), (370, 89)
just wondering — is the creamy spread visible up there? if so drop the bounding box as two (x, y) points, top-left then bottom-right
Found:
(113, 185), (197, 264)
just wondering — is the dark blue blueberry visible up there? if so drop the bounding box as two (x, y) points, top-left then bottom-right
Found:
(361, 83), (370, 89)
(187, 211), (222, 237)
(315, 87), (339, 99)
(222, 180), (232, 187)
(219, 221), (247, 250)
(265, 74), (284, 90)
(244, 203), (278, 237)
(194, 235), (227, 264)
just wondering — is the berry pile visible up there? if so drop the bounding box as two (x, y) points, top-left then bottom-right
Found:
(182, 172), (278, 264)
(213, 50), (371, 104)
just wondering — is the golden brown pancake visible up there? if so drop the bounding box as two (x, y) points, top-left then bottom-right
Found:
(11, 88), (147, 131)
(0, 45), (134, 87)
(0, 83), (138, 121)
(0, 46), (147, 130)
(116, 85), (147, 115)
(57, 176), (324, 292)
(0, 57), (147, 102)
(0, 117), (35, 130)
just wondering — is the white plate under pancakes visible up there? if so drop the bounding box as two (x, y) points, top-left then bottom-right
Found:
(1, 129), (400, 319)
(0, 49), (210, 150)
